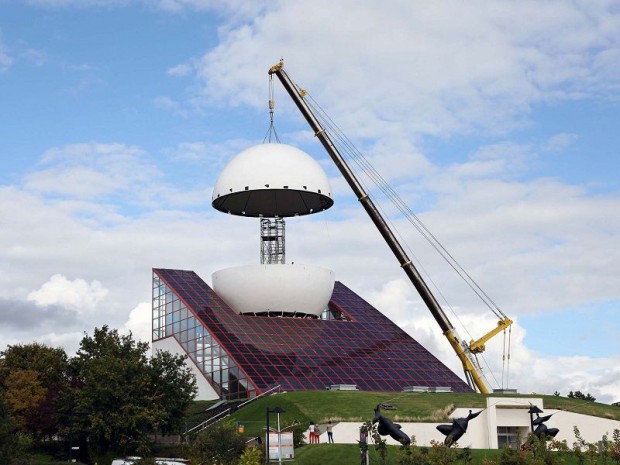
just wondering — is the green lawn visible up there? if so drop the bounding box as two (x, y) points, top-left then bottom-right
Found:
(291, 444), (504, 465)
(220, 390), (620, 438)
(23, 445), (595, 465)
(290, 444), (593, 465)
(28, 392), (617, 464)
(227, 390), (482, 437)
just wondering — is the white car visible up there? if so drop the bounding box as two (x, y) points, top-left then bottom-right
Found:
(111, 458), (187, 465)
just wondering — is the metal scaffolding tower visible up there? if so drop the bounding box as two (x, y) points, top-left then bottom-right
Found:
(260, 217), (285, 264)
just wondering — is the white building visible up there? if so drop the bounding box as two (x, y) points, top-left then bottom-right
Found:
(313, 397), (620, 449)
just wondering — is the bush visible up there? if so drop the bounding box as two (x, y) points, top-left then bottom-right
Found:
(188, 422), (245, 465)
(498, 446), (530, 465)
(288, 419), (306, 447)
(397, 437), (461, 465)
(239, 446), (263, 465)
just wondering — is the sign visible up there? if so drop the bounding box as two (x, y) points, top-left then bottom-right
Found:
(267, 431), (294, 460)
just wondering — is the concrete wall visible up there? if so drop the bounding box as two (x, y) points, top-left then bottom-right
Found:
(308, 397), (620, 449)
(312, 422), (445, 447)
(153, 337), (219, 400)
(551, 410), (620, 445)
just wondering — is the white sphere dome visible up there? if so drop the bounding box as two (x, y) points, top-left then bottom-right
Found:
(212, 143), (333, 217)
(212, 264), (335, 316)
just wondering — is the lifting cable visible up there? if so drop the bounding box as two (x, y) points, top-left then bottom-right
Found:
(304, 93), (507, 322)
(503, 325), (512, 389)
(263, 74), (280, 143)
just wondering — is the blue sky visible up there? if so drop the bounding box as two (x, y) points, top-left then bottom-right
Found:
(1, 0), (619, 402)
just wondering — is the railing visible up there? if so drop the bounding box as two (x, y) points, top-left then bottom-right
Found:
(185, 385), (281, 436)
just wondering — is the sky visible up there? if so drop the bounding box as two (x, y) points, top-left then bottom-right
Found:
(1, 0), (619, 403)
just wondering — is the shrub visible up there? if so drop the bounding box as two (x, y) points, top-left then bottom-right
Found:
(288, 419), (306, 447)
(188, 422), (245, 465)
(239, 446), (263, 465)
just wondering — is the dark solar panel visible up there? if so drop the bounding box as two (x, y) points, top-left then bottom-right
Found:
(153, 268), (472, 399)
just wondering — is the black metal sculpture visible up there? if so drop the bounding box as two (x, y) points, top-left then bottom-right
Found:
(532, 413), (560, 439)
(436, 409), (482, 446)
(527, 405), (560, 439)
(372, 404), (411, 445)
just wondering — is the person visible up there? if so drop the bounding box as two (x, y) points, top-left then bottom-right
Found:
(309, 421), (316, 444)
(315, 424), (321, 443)
(327, 420), (334, 443)
(359, 427), (368, 465)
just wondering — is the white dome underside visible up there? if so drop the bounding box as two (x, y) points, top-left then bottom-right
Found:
(212, 264), (335, 316)
(212, 143), (333, 217)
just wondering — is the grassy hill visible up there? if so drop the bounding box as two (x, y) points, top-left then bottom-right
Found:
(189, 390), (620, 438)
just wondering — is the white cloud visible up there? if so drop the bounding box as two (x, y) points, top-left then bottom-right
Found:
(153, 0), (268, 19)
(3, 134), (620, 401)
(188, 0), (620, 140)
(28, 274), (109, 313)
(4, 0), (620, 403)
(25, 143), (158, 199)
(167, 63), (192, 77)
(35, 331), (87, 356)
(21, 142), (215, 211)
(162, 139), (254, 166)
(0, 33), (13, 71)
(123, 301), (152, 344)
(25, 0), (131, 6)
(153, 95), (190, 117)
(543, 133), (578, 153)
(24, 0), (268, 20)
(366, 278), (620, 402)
(23, 47), (47, 66)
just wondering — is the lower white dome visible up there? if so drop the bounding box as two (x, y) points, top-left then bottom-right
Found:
(212, 264), (335, 316)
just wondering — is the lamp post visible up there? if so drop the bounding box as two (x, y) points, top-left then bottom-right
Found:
(266, 406), (285, 464)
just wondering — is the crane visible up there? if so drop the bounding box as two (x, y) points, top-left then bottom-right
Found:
(269, 60), (513, 394)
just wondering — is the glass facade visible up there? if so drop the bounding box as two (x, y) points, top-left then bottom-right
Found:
(153, 271), (256, 399)
(153, 268), (471, 400)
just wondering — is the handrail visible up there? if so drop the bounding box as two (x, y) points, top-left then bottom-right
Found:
(185, 385), (282, 435)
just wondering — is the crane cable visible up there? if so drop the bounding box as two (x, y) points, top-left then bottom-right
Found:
(289, 86), (510, 388)
(263, 74), (280, 143)
(502, 325), (512, 390)
(304, 93), (507, 321)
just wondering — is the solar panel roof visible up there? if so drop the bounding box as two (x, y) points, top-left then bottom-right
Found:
(154, 268), (471, 397)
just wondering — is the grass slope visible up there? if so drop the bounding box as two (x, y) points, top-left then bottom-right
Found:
(216, 391), (620, 438)
(284, 444), (588, 465)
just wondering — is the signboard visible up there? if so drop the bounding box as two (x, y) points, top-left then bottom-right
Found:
(267, 431), (294, 460)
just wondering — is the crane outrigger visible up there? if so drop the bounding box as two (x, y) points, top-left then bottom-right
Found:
(269, 60), (512, 393)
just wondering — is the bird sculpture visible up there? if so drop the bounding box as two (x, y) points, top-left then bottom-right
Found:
(532, 413), (560, 439)
(372, 404), (411, 445)
(436, 409), (483, 446)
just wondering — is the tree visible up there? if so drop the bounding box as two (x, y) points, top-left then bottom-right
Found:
(568, 391), (596, 402)
(0, 343), (68, 388)
(4, 370), (46, 431)
(0, 388), (18, 463)
(0, 343), (69, 440)
(149, 349), (197, 434)
(62, 326), (196, 460)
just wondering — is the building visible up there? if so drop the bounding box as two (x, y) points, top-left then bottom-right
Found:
(152, 267), (472, 400)
(151, 143), (473, 400)
(324, 397), (620, 449)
